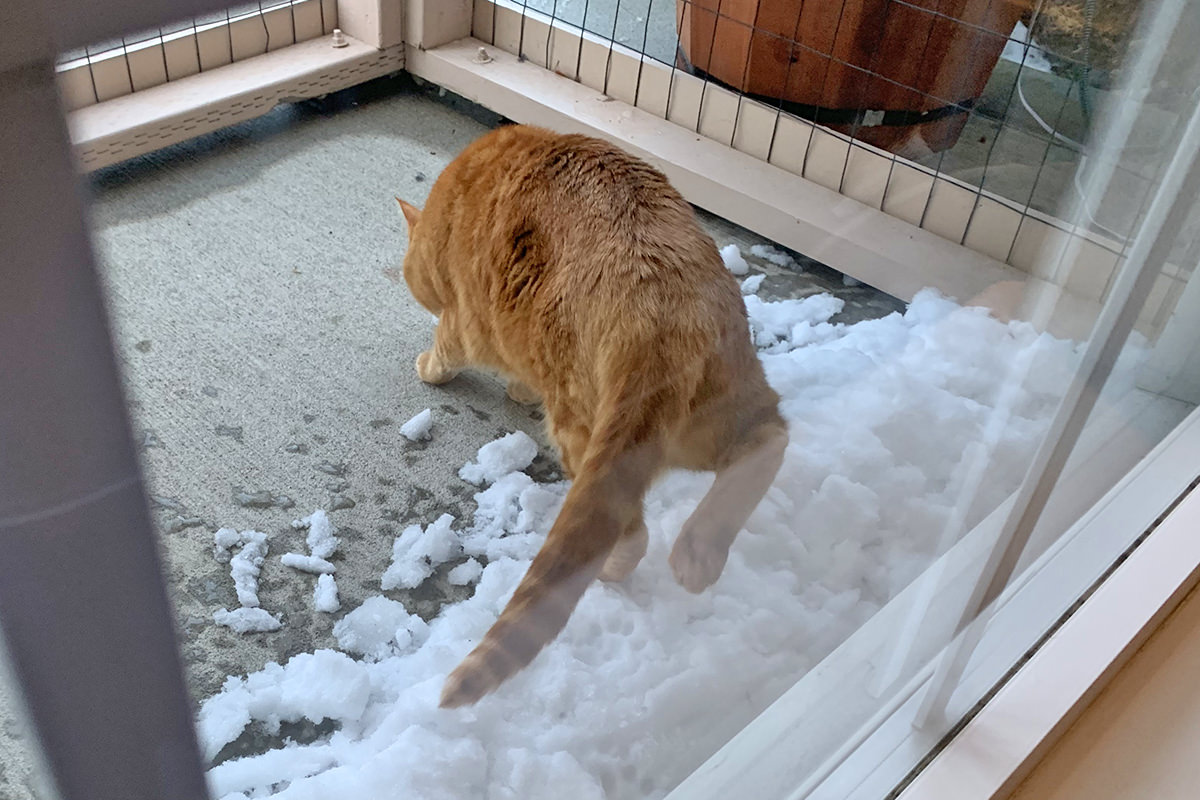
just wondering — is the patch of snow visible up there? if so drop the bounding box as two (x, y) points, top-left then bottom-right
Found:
(458, 431), (539, 486)
(298, 510), (338, 559)
(447, 558), (484, 586)
(213, 527), (243, 558)
(280, 553), (336, 574)
(333, 596), (429, 661)
(213, 607), (282, 634)
(381, 514), (462, 590)
(197, 288), (1148, 799)
(198, 649), (369, 765)
(740, 274), (766, 295)
(718, 243), (749, 276)
(749, 243), (795, 268)
(286, 510), (341, 609)
(400, 408), (434, 441)
(314, 574), (341, 613)
(213, 529), (269, 609)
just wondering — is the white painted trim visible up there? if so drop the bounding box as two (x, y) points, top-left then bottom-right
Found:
(404, 38), (1106, 334)
(336, 0), (403, 49)
(404, 0), (472, 50)
(896, 446), (1200, 800)
(68, 34), (403, 171)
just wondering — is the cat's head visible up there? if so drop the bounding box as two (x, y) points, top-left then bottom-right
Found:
(395, 197), (442, 313)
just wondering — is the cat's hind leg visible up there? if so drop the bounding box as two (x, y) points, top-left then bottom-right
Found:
(416, 317), (466, 384)
(669, 416), (787, 593)
(598, 513), (648, 582)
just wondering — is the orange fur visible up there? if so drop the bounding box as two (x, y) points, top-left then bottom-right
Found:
(397, 125), (787, 708)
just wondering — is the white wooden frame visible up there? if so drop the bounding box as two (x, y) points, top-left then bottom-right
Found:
(55, 0), (340, 111)
(59, 0), (406, 171)
(896, 452), (1200, 800)
(3, 3), (232, 797)
(70, 34), (403, 170)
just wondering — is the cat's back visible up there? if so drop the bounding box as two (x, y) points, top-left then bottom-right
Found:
(425, 125), (747, 377)
(445, 125), (714, 259)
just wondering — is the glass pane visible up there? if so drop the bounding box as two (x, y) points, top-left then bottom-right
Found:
(31, 1), (1197, 800)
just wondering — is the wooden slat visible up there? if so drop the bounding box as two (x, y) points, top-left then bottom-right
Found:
(56, 63), (97, 111)
(125, 43), (168, 92)
(69, 35), (404, 171)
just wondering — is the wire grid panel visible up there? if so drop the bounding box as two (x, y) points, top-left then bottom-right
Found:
(468, 0), (1188, 327)
(54, 0), (338, 111)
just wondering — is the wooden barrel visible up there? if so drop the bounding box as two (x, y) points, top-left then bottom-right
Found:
(677, 0), (1034, 156)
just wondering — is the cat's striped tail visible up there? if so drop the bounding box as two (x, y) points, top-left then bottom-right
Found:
(439, 409), (661, 708)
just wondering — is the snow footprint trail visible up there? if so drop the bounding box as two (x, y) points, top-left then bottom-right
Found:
(201, 289), (1136, 800)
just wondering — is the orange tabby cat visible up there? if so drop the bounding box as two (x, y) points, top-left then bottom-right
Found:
(397, 124), (787, 708)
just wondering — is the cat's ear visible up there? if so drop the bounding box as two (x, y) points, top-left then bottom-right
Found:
(395, 197), (422, 228)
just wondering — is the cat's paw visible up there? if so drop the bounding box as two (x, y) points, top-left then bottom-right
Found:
(416, 350), (457, 384)
(668, 534), (729, 594)
(505, 380), (541, 406)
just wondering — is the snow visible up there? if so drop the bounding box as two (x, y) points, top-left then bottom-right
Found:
(214, 527), (244, 555)
(457, 431), (539, 486)
(213, 607), (283, 634)
(718, 243), (749, 276)
(314, 575), (341, 613)
(281, 553), (337, 574)
(213, 528), (270, 609)
(740, 274), (765, 294)
(198, 649), (370, 762)
(381, 514), (462, 590)
(212, 528), (284, 633)
(749, 243), (795, 268)
(447, 558), (484, 586)
(743, 292), (845, 352)
(197, 288), (1146, 799)
(333, 597), (430, 660)
(298, 510), (338, 559)
(400, 408), (434, 441)
(285, 510), (341, 606)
